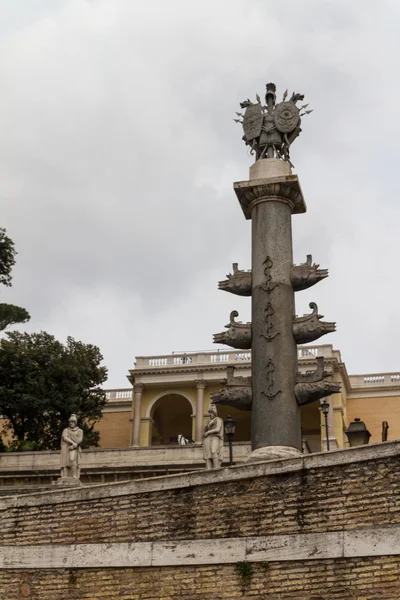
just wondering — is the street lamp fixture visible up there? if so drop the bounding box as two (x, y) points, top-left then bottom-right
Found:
(345, 418), (371, 447)
(320, 399), (330, 451)
(224, 415), (236, 466)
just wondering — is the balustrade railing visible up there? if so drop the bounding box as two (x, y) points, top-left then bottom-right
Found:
(135, 345), (334, 369)
(106, 345), (400, 398)
(105, 389), (132, 400)
(349, 373), (400, 388)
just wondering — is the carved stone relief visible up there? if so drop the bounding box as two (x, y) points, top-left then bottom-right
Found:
(213, 311), (251, 350)
(218, 263), (251, 296)
(291, 255), (329, 292)
(293, 303), (336, 344)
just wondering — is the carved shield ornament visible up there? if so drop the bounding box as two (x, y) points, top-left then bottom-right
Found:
(242, 103), (263, 141)
(274, 101), (300, 133)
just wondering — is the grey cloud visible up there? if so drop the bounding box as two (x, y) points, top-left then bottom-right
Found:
(0, 0), (399, 385)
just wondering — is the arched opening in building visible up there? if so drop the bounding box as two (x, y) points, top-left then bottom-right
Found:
(150, 394), (193, 445)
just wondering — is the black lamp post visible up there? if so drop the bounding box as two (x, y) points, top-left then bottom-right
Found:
(345, 418), (371, 447)
(320, 399), (330, 451)
(224, 415), (236, 466)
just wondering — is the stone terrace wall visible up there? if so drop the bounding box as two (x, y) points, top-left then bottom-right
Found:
(1, 442), (400, 599)
(1, 558), (400, 599)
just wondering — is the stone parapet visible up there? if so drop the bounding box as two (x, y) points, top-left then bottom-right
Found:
(0, 443), (252, 493)
(0, 439), (399, 509)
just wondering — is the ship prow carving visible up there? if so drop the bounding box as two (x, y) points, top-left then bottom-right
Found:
(293, 302), (336, 344)
(211, 358), (341, 411)
(211, 366), (252, 411)
(291, 254), (329, 292)
(296, 356), (326, 382)
(218, 255), (328, 297)
(218, 263), (252, 296)
(295, 379), (341, 406)
(295, 355), (340, 405)
(213, 310), (252, 350)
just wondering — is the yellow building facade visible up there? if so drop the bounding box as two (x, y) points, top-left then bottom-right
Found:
(96, 344), (400, 452)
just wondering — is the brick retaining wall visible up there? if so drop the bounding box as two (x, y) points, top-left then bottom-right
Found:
(0, 443), (399, 599)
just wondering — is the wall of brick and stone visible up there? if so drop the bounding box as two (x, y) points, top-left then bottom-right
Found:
(1, 558), (400, 600)
(1, 442), (400, 599)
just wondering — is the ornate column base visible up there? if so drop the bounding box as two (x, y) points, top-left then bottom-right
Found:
(246, 445), (302, 463)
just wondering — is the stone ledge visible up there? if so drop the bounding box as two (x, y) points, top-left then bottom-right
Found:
(0, 441), (399, 509)
(1, 526), (400, 568)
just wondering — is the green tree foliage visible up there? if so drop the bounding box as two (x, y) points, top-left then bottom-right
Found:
(0, 331), (108, 450)
(0, 228), (30, 331)
(0, 228), (16, 287)
(0, 304), (30, 331)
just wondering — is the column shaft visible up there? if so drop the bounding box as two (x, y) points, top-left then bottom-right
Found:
(132, 384), (144, 447)
(251, 198), (301, 452)
(195, 382), (206, 442)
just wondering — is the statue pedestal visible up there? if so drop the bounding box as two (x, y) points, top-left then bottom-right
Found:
(56, 477), (82, 488)
(249, 158), (292, 180)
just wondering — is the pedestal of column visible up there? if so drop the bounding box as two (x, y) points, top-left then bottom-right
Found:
(234, 160), (306, 462)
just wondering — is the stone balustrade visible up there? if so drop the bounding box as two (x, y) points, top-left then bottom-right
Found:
(105, 389), (132, 400)
(349, 373), (400, 388)
(135, 345), (334, 370)
(106, 346), (400, 400)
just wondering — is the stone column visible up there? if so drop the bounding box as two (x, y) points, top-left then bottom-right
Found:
(132, 383), (144, 447)
(195, 381), (206, 443)
(235, 159), (306, 461)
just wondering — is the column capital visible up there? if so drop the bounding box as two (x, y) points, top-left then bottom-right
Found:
(195, 380), (207, 390)
(134, 382), (145, 393)
(234, 176), (306, 220)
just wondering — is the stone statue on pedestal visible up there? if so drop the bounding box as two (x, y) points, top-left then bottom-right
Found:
(59, 414), (83, 483)
(203, 404), (223, 470)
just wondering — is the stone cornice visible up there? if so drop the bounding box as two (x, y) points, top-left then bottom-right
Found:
(129, 364), (251, 378)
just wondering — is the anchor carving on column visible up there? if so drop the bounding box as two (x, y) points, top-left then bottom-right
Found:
(262, 359), (282, 401)
(261, 302), (280, 342)
(261, 256), (278, 294)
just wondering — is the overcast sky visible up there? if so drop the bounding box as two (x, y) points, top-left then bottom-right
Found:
(1, 0), (399, 387)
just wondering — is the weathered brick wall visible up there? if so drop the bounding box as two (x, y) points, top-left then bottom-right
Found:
(1, 558), (400, 599)
(1, 444), (400, 599)
(0, 455), (399, 546)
